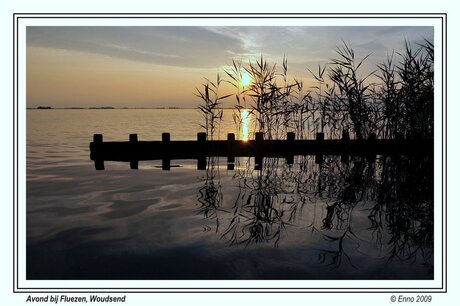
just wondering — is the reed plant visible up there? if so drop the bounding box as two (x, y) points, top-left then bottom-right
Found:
(197, 39), (433, 141)
(327, 42), (376, 139)
(374, 40), (434, 139)
(224, 59), (251, 140)
(195, 74), (231, 140)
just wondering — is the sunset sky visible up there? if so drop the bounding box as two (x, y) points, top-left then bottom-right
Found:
(26, 26), (433, 108)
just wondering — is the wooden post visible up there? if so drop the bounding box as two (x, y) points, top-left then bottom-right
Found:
(286, 132), (295, 165)
(162, 132), (170, 142)
(255, 132), (264, 142)
(129, 134), (138, 142)
(94, 134), (103, 142)
(162, 132), (170, 170)
(341, 131), (350, 163)
(254, 132), (263, 170)
(197, 132), (207, 142)
(93, 134), (104, 170)
(227, 133), (235, 164)
(129, 134), (138, 169)
(197, 132), (206, 170)
(315, 132), (324, 164)
(227, 133), (235, 170)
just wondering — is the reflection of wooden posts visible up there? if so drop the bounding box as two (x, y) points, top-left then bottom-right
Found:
(162, 132), (170, 170)
(129, 134), (138, 170)
(341, 131), (350, 163)
(255, 132), (263, 170)
(315, 132), (324, 164)
(286, 132), (295, 165)
(93, 134), (104, 170)
(227, 133), (235, 170)
(367, 132), (376, 162)
(197, 132), (207, 170)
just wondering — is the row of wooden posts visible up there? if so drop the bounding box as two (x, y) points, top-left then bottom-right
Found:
(89, 131), (432, 170)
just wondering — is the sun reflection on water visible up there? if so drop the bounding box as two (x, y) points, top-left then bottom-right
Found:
(241, 109), (250, 141)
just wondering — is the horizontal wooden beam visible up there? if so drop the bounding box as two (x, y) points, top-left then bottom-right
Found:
(89, 132), (433, 170)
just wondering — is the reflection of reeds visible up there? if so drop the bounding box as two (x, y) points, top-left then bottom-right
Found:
(221, 158), (288, 247)
(377, 155), (433, 264)
(194, 154), (433, 270)
(318, 227), (359, 270)
(197, 157), (223, 230)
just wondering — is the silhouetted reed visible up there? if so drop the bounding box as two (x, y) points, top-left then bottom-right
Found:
(224, 55), (308, 140)
(196, 39), (433, 141)
(375, 40), (434, 138)
(195, 74), (231, 140)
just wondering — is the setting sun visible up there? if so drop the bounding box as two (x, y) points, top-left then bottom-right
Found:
(241, 70), (251, 87)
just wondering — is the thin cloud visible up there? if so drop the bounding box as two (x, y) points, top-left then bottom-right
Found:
(27, 26), (433, 71)
(27, 27), (247, 68)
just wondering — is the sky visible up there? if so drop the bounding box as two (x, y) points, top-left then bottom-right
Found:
(26, 26), (433, 108)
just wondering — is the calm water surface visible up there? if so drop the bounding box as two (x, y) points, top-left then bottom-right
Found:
(27, 109), (433, 280)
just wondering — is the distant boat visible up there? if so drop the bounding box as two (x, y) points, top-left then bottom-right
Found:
(37, 106), (52, 109)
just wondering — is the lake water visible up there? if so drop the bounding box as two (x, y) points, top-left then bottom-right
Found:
(27, 109), (433, 280)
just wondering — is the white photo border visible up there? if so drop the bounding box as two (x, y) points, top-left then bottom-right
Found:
(13, 13), (447, 293)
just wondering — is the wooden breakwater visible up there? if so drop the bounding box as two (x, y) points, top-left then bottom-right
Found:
(89, 132), (433, 170)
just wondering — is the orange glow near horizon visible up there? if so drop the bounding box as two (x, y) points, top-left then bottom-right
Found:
(26, 46), (216, 108)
